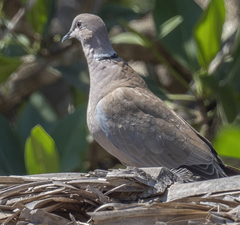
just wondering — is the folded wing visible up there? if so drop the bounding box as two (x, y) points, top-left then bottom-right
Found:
(96, 87), (226, 179)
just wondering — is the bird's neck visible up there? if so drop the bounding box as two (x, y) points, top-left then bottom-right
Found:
(82, 37), (116, 61)
(82, 44), (121, 111)
(82, 42), (120, 87)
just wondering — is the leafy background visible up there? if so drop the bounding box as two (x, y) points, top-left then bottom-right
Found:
(0, 0), (240, 175)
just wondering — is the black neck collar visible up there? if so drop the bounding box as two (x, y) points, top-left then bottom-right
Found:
(97, 53), (118, 61)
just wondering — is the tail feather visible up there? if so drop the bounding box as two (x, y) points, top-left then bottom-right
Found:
(181, 161), (240, 180)
(185, 122), (240, 179)
(180, 160), (227, 180)
(223, 165), (240, 176)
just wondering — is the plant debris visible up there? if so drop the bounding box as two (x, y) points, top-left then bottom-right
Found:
(0, 167), (240, 224)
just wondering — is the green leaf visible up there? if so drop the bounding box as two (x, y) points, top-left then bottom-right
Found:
(158, 15), (183, 40)
(166, 94), (196, 102)
(228, 26), (240, 85)
(198, 72), (218, 93)
(217, 84), (237, 123)
(51, 104), (88, 172)
(25, 125), (60, 174)
(0, 114), (25, 175)
(25, 0), (51, 34)
(194, 0), (226, 69)
(111, 32), (146, 46)
(16, 92), (58, 146)
(199, 74), (237, 123)
(153, 0), (202, 70)
(213, 125), (240, 159)
(0, 55), (21, 83)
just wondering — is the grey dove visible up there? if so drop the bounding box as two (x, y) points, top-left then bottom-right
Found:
(62, 13), (239, 179)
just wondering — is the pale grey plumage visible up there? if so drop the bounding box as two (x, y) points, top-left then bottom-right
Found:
(62, 13), (235, 179)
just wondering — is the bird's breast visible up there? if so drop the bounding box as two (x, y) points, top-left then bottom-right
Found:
(87, 104), (138, 165)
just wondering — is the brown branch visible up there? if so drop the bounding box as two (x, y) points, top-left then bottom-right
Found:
(0, 59), (59, 112)
(0, 41), (76, 113)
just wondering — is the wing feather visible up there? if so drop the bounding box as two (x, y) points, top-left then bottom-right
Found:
(96, 87), (214, 170)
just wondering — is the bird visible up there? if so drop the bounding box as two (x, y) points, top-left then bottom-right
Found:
(62, 13), (239, 180)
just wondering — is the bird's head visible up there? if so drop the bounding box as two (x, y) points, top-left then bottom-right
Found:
(62, 13), (116, 60)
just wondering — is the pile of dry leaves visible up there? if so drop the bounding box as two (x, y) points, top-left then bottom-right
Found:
(0, 167), (240, 225)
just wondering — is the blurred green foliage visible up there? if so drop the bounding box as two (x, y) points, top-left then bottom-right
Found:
(213, 125), (240, 158)
(0, 0), (240, 175)
(25, 125), (60, 174)
(194, 0), (225, 69)
(153, 0), (202, 70)
(0, 55), (21, 82)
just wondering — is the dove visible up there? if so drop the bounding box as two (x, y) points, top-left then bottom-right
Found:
(62, 13), (239, 179)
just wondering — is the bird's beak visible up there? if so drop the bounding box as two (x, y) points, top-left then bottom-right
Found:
(62, 31), (72, 43)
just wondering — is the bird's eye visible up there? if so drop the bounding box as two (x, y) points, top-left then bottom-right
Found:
(76, 21), (82, 28)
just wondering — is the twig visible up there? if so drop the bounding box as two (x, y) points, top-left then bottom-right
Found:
(0, 0), (37, 41)
(104, 181), (135, 196)
(87, 185), (110, 204)
(2, 209), (20, 225)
